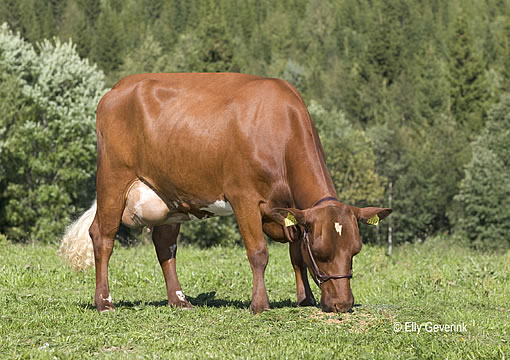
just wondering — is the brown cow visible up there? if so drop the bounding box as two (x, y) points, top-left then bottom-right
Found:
(59, 73), (391, 314)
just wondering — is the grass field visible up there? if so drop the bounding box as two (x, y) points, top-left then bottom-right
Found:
(0, 236), (509, 359)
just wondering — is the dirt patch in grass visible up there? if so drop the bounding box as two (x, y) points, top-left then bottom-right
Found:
(310, 308), (384, 333)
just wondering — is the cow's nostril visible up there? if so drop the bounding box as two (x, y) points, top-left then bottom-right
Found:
(321, 302), (352, 313)
(330, 302), (352, 313)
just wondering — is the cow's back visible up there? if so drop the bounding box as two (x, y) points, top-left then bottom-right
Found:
(96, 73), (316, 204)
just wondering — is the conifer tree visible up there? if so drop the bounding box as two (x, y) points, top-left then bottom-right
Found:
(144, 0), (162, 22)
(455, 94), (510, 248)
(118, 32), (171, 77)
(196, 7), (237, 73)
(0, 0), (22, 35)
(73, 0), (100, 59)
(448, 12), (491, 137)
(17, 0), (40, 43)
(92, 5), (123, 83)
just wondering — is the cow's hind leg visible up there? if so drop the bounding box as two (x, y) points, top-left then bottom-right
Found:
(232, 200), (269, 314)
(89, 215), (116, 312)
(89, 185), (128, 312)
(152, 224), (191, 309)
(89, 157), (134, 312)
(290, 240), (316, 306)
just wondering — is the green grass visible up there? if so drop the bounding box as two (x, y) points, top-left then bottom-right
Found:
(0, 236), (509, 359)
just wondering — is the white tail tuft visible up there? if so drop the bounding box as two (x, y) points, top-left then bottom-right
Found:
(58, 200), (97, 271)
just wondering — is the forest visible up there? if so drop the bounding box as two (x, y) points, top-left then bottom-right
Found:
(0, 0), (509, 249)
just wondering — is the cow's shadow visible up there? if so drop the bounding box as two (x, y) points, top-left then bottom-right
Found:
(187, 291), (297, 309)
(80, 292), (300, 310)
(79, 292), (366, 311)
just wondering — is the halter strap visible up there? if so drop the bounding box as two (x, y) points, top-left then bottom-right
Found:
(303, 230), (353, 287)
(312, 196), (340, 207)
(304, 196), (352, 286)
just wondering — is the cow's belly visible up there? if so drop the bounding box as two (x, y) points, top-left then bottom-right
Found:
(121, 180), (234, 228)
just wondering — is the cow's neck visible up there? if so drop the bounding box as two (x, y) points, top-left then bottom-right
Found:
(287, 131), (338, 210)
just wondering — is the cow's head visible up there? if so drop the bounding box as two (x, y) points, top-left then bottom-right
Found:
(272, 203), (391, 313)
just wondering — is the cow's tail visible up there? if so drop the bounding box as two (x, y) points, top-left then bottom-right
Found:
(57, 200), (96, 271)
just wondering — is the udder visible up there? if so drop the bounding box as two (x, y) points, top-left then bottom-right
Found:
(121, 180), (236, 228)
(122, 180), (172, 228)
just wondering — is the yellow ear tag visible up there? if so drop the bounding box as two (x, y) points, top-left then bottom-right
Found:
(367, 214), (379, 225)
(284, 213), (297, 227)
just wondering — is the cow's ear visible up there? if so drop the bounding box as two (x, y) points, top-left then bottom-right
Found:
(350, 206), (392, 225)
(270, 208), (307, 227)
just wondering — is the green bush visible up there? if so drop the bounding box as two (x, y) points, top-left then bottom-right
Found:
(0, 23), (105, 242)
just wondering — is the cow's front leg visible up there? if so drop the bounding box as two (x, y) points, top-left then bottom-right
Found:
(290, 240), (316, 306)
(234, 202), (269, 314)
(152, 224), (191, 309)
